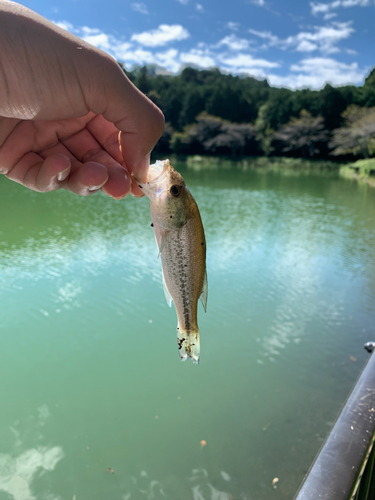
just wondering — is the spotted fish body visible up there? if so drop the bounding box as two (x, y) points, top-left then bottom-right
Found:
(137, 160), (207, 364)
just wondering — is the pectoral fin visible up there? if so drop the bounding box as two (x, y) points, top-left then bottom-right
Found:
(200, 270), (208, 312)
(157, 231), (168, 258)
(162, 270), (173, 307)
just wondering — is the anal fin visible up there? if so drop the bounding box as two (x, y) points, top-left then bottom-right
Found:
(200, 270), (208, 312)
(162, 270), (173, 307)
(157, 232), (168, 258)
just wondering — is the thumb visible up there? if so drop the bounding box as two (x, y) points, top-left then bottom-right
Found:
(81, 56), (164, 178)
(117, 89), (164, 179)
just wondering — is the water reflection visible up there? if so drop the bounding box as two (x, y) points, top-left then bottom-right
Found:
(190, 469), (232, 500)
(1, 165), (375, 500)
(0, 406), (64, 500)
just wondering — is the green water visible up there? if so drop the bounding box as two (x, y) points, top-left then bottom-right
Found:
(1, 160), (375, 500)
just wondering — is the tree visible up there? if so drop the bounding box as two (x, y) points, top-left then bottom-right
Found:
(274, 110), (328, 158)
(360, 67), (375, 107)
(178, 88), (205, 128)
(329, 105), (375, 158)
(133, 66), (151, 94)
(319, 84), (347, 130)
(182, 113), (224, 154)
(154, 123), (174, 155)
(118, 64), (375, 159)
(170, 113), (258, 156)
(204, 123), (257, 157)
(255, 103), (275, 156)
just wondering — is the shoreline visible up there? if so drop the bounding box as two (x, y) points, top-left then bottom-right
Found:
(151, 154), (375, 187)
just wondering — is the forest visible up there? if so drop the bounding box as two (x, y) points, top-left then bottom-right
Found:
(121, 64), (375, 161)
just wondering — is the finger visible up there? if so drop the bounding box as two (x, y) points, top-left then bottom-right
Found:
(118, 103), (164, 180)
(85, 115), (123, 164)
(6, 152), (72, 192)
(39, 142), (76, 163)
(82, 61), (164, 176)
(131, 154), (150, 184)
(100, 164), (132, 199)
(61, 127), (130, 197)
(41, 136), (131, 198)
(0, 117), (94, 171)
(34, 154), (72, 191)
(130, 175), (145, 198)
(61, 125), (115, 163)
(66, 161), (108, 196)
(62, 130), (131, 198)
(81, 151), (131, 199)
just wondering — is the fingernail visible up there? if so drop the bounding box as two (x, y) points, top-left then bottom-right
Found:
(133, 156), (150, 183)
(57, 165), (71, 182)
(88, 179), (107, 191)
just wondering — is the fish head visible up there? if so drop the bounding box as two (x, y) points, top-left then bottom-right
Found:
(138, 160), (192, 230)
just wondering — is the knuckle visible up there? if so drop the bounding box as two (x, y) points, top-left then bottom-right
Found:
(0, 165), (12, 175)
(81, 148), (103, 163)
(152, 107), (165, 137)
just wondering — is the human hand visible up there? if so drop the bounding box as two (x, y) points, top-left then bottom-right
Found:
(0, 1), (164, 198)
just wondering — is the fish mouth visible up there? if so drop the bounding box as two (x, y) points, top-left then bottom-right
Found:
(136, 160), (171, 200)
(137, 160), (169, 187)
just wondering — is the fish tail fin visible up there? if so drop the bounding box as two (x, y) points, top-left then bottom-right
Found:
(177, 328), (200, 365)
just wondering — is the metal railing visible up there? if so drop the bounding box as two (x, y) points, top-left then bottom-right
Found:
(294, 342), (375, 500)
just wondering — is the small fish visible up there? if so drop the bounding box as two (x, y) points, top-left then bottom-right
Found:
(137, 159), (207, 364)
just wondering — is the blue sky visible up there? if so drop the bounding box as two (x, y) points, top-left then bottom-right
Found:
(19, 0), (375, 89)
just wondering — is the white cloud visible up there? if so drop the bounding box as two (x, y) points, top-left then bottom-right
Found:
(111, 42), (133, 59)
(80, 26), (101, 36)
(311, 2), (331, 13)
(131, 24), (190, 46)
(324, 12), (338, 18)
(219, 53), (280, 69)
(310, 0), (370, 16)
(82, 32), (111, 49)
(296, 40), (318, 52)
(180, 49), (216, 68)
(155, 49), (181, 72)
(249, 29), (279, 44)
(196, 3), (204, 11)
(268, 57), (367, 89)
(176, 0), (189, 4)
(249, 22), (354, 55)
(53, 20), (73, 31)
(118, 48), (155, 64)
(251, 0), (267, 6)
(131, 2), (149, 15)
(226, 22), (240, 31)
(216, 34), (251, 51)
(50, 19), (367, 91)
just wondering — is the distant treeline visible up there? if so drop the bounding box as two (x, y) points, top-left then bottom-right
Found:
(121, 64), (375, 160)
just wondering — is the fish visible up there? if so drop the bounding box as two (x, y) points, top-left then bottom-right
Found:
(137, 159), (207, 364)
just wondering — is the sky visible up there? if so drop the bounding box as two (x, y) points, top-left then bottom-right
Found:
(17, 0), (375, 89)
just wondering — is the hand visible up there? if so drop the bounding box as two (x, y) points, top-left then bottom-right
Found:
(0, 1), (164, 198)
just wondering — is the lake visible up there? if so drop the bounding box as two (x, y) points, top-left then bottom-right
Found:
(1, 159), (375, 500)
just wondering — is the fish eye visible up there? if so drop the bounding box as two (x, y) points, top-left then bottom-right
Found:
(170, 185), (181, 197)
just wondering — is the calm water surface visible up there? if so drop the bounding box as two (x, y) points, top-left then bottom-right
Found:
(1, 161), (375, 500)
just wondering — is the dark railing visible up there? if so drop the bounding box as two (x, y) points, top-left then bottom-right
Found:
(294, 342), (375, 500)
